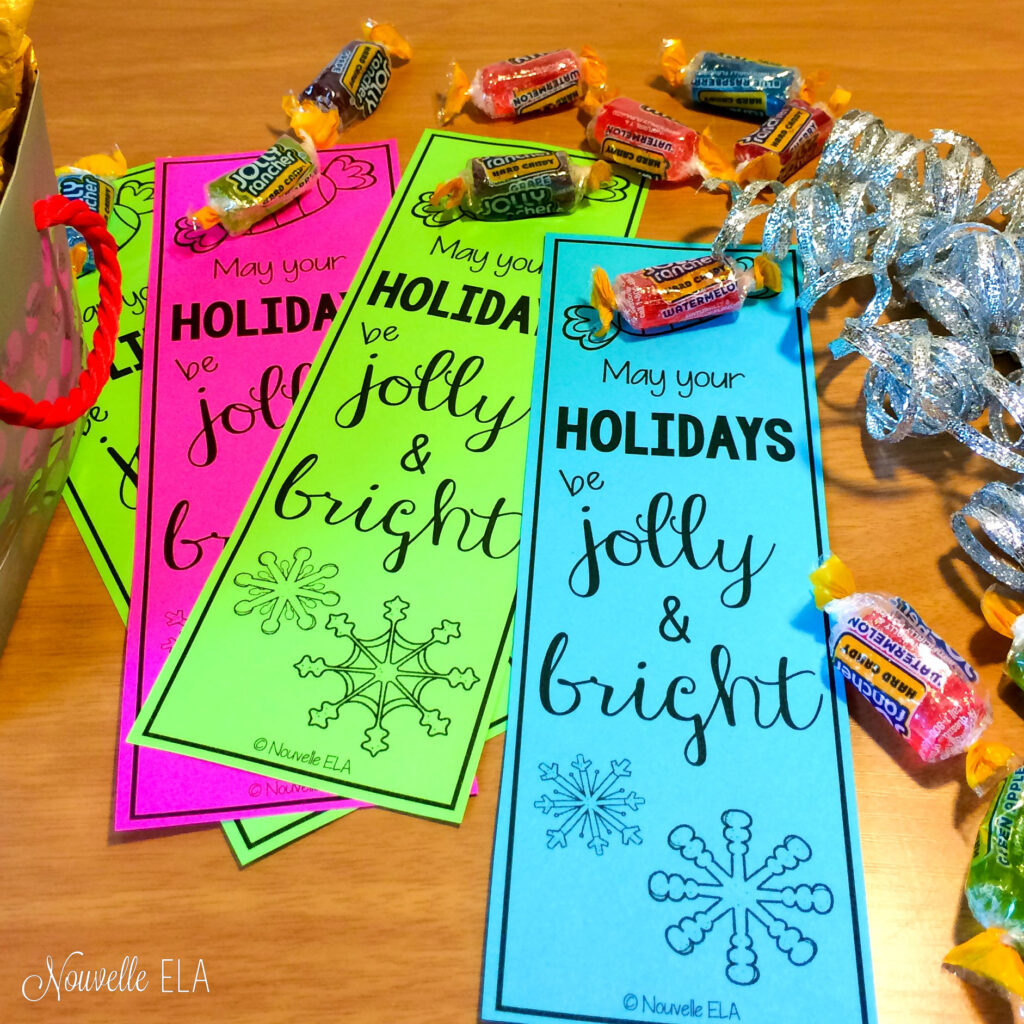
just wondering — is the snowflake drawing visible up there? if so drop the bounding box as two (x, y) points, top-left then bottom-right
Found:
(164, 609), (186, 629)
(648, 809), (834, 986)
(295, 596), (479, 756)
(232, 547), (340, 635)
(160, 634), (179, 652)
(534, 755), (644, 856)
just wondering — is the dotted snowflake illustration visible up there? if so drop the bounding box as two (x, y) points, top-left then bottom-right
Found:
(648, 809), (834, 986)
(295, 596), (479, 756)
(535, 755), (644, 856)
(232, 547), (339, 635)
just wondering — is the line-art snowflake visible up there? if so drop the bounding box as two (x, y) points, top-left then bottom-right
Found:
(535, 755), (644, 856)
(295, 596), (479, 756)
(232, 547), (339, 635)
(648, 809), (834, 986)
(164, 609), (186, 629)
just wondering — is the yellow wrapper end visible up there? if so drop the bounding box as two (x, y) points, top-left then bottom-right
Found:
(56, 147), (128, 179)
(282, 94), (341, 149)
(660, 38), (688, 89)
(799, 69), (829, 106)
(586, 160), (612, 193)
(827, 86), (852, 118)
(0, 2), (34, 99)
(578, 48), (611, 114)
(68, 243), (87, 278)
(363, 20), (412, 62)
(582, 82), (615, 115)
(191, 206), (221, 230)
(0, 0), (33, 49)
(944, 930), (1024, 1004)
(697, 128), (735, 184)
(580, 88), (606, 118)
(591, 266), (617, 338)
(440, 61), (470, 126)
(752, 255), (783, 296)
(430, 176), (466, 211)
(982, 585), (1024, 639)
(579, 45), (608, 91)
(966, 741), (1020, 794)
(809, 554), (856, 610)
(738, 152), (784, 185)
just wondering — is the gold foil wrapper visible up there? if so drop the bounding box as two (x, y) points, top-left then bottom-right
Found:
(0, 0), (37, 199)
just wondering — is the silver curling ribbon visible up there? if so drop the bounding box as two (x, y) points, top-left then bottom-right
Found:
(953, 482), (1024, 591)
(709, 109), (1024, 584)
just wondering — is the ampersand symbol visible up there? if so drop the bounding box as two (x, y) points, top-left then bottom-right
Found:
(659, 595), (690, 643)
(400, 433), (432, 474)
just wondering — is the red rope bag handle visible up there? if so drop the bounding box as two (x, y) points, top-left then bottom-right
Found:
(0, 194), (123, 429)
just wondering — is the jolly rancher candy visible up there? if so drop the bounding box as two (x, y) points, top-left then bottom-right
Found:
(584, 96), (732, 184)
(439, 47), (608, 124)
(282, 20), (411, 148)
(811, 556), (1018, 789)
(660, 42), (830, 120)
(944, 767), (1024, 1014)
(192, 135), (319, 237)
(734, 91), (850, 184)
(55, 147), (128, 276)
(590, 252), (781, 337)
(430, 150), (611, 221)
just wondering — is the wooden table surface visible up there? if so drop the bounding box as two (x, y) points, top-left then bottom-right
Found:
(3, 1), (1023, 1021)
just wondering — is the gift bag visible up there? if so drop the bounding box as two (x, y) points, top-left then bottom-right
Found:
(0, 76), (121, 654)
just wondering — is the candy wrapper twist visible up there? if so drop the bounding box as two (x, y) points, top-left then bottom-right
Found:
(711, 111), (1024, 587)
(810, 554), (1019, 790)
(944, 766), (1024, 1017)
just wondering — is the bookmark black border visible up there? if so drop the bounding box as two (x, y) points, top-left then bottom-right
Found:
(135, 134), (645, 816)
(127, 143), (405, 821)
(224, 809), (350, 866)
(488, 239), (873, 1024)
(229, 812), (323, 852)
(64, 476), (130, 607)
(63, 163), (156, 615)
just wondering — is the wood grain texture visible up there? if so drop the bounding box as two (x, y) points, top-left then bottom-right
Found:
(2, 1), (1023, 1020)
